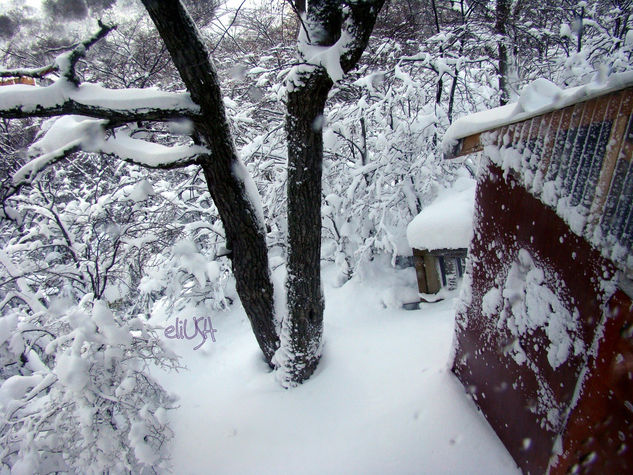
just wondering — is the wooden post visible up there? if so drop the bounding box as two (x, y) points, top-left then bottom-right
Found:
(413, 248), (442, 295)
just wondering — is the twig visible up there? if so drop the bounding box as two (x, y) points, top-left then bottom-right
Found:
(0, 20), (117, 84)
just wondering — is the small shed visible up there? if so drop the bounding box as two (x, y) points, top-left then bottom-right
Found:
(445, 75), (633, 473)
(406, 180), (475, 298)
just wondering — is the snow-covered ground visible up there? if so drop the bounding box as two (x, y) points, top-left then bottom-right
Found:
(154, 262), (519, 474)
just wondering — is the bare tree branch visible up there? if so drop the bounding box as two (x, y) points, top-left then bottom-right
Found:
(210, 0), (247, 54)
(0, 21), (116, 82)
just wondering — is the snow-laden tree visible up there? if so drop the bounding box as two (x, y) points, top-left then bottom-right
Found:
(0, 0), (386, 387)
(0, 157), (183, 471)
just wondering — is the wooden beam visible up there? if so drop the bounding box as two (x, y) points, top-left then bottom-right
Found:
(444, 132), (482, 159)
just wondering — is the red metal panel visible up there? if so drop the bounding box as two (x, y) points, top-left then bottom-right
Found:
(550, 289), (633, 473)
(452, 161), (617, 473)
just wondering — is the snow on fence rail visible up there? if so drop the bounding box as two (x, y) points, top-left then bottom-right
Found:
(446, 79), (633, 278)
(0, 77), (36, 87)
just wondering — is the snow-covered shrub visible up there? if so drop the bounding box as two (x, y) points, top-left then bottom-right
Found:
(0, 156), (202, 472)
(0, 297), (179, 473)
(0, 135), (234, 474)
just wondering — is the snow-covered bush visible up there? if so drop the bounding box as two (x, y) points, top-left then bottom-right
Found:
(0, 297), (179, 473)
(0, 157), (191, 471)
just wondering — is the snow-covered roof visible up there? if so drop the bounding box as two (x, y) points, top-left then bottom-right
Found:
(442, 71), (633, 156)
(406, 178), (476, 251)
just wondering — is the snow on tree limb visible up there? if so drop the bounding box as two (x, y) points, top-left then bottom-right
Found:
(0, 65), (57, 80)
(12, 141), (83, 187)
(0, 20), (199, 125)
(0, 20), (115, 81)
(100, 129), (206, 169)
(0, 80), (201, 124)
(57, 20), (117, 85)
(9, 116), (205, 199)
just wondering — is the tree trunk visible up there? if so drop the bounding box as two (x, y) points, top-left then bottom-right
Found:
(276, 0), (385, 385)
(141, 0), (279, 365)
(280, 71), (333, 384)
(495, 0), (510, 106)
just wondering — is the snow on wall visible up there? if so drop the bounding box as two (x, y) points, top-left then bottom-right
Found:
(494, 249), (585, 371)
(475, 246), (606, 435)
(406, 177), (476, 250)
(451, 151), (621, 449)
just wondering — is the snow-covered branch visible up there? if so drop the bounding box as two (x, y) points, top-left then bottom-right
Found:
(12, 141), (83, 187)
(4, 117), (206, 207)
(0, 21), (200, 125)
(0, 65), (57, 80)
(59, 20), (117, 85)
(0, 21), (115, 82)
(100, 129), (206, 169)
(0, 80), (201, 125)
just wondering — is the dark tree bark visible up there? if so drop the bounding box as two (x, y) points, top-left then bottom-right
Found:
(283, 71), (331, 383)
(280, 0), (386, 384)
(495, 0), (511, 106)
(141, 0), (279, 365)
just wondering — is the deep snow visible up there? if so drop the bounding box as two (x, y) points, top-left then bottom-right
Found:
(154, 262), (519, 474)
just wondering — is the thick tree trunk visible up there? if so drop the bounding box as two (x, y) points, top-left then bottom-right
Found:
(141, 0), (279, 364)
(276, 0), (385, 385)
(280, 72), (333, 384)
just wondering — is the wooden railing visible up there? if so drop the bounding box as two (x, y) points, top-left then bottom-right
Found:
(0, 77), (36, 86)
(474, 88), (633, 276)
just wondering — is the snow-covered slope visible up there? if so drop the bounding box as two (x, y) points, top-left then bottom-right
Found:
(154, 261), (519, 474)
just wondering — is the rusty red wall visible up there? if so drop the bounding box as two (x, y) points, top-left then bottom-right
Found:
(550, 288), (633, 473)
(452, 161), (625, 472)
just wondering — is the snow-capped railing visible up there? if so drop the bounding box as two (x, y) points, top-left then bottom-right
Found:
(445, 81), (633, 277)
(0, 77), (36, 87)
(482, 88), (633, 276)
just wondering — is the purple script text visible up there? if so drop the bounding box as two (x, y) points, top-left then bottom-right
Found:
(164, 317), (218, 350)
